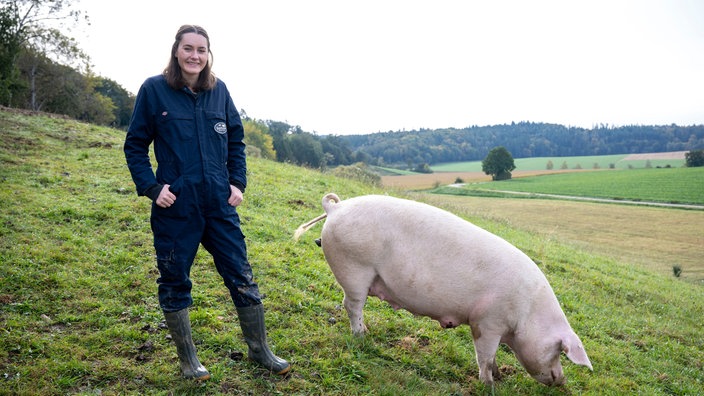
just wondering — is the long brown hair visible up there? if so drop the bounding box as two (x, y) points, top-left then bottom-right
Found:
(163, 25), (217, 91)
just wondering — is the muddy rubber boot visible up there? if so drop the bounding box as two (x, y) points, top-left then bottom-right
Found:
(164, 309), (211, 381)
(236, 304), (291, 375)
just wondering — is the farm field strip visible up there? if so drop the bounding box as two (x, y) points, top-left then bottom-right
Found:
(412, 193), (704, 284)
(466, 188), (704, 210)
(430, 152), (687, 172)
(442, 167), (704, 205)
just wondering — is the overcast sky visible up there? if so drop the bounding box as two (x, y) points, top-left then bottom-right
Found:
(77, 0), (704, 135)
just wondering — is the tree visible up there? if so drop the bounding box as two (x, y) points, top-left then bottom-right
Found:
(482, 146), (516, 180)
(0, 2), (22, 105)
(94, 77), (134, 128)
(267, 120), (295, 163)
(685, 149), (704, 167)
(243, 119), (276, 160)
(288, 132), (323, 167)
(1, 0), (89, 108)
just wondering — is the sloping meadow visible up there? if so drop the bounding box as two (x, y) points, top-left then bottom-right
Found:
(1, 109), (702, 395)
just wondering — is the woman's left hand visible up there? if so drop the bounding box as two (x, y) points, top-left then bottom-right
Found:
(228, 185), (243, 207)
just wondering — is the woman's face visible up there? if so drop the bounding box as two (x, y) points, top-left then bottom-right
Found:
(176, 32), (208, 83)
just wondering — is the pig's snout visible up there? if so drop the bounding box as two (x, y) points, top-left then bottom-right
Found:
(534, 368), (565, 386)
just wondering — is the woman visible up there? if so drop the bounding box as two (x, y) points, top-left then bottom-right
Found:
(124, 25), (289, 380)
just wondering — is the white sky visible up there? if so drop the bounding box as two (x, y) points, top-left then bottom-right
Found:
(76, 0), (704, 135)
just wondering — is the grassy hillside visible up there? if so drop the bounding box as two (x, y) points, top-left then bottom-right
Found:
(1, 109), (702, 395)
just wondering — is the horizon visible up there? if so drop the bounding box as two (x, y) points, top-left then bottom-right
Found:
(75, 1), (704, 135)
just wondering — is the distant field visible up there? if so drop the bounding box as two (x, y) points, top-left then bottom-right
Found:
(413, 193), (704, 284)
(431, 152), (687, 172)
(381, 170), (573, 190)
(435, 167), (704, 205)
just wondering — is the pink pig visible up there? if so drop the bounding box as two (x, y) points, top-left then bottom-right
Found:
(295, 193), (593, 386)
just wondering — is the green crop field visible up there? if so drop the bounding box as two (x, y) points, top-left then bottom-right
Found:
(1, 108), (702, 395)
(433, 167), (704, 205)
(431, 154), (686, 172)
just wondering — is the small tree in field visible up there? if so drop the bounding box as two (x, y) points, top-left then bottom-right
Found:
(482, 146), (516, 180)
(685, 149), (704, 167)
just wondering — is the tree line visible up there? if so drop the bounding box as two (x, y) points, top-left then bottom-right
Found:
(2, 1), (703, 171)
(339, 122), (704, 169)
(0, 0), (134, 128)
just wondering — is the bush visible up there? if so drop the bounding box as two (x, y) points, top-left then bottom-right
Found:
(413, 163), (433, 174)
(685, 149), (704, 167)
(329, 162), (381, 187)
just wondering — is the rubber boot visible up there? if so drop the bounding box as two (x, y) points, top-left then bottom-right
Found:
(236, 304), (291, 375)
(164, 309), (211, 381)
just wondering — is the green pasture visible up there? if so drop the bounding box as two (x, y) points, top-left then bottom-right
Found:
(0, 109), (702, 395)
(434, 167), (704, 205)
(431, 154), (686, 172)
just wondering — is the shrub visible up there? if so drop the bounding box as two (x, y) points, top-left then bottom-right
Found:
(329, 162), (381, 186)
(685, 149), (704, 167)
(413, 163), (433, 174)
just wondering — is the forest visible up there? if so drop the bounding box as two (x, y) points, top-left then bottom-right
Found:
(2, 0), (703, 171)
(339, 122), (704, 168)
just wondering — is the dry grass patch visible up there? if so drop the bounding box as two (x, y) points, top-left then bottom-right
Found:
(412, 194), (704, 284)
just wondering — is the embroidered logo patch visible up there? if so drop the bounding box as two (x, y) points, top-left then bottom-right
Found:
(214, 122), (227, 134)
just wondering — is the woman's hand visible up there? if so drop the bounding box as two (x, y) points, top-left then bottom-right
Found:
(155, 184), (177, 208)
(228, 185), (243, 207)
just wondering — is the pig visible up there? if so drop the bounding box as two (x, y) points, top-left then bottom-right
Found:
(294, 193), (593, 386)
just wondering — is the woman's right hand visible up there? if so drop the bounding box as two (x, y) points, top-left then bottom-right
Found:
(155, 184), (177, 208)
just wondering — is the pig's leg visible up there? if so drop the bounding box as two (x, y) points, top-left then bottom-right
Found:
(336, 268), (377, 336)
(343, 292), (368, 336)
(473, 334), (501, 385)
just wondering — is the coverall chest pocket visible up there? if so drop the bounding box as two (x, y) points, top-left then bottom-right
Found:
(205, 111), (228, 160)
(206, 111), (227, 138)
(156, 111), (196, 141)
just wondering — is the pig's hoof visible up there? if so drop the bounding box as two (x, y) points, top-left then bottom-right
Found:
(314, 238), (321, 247)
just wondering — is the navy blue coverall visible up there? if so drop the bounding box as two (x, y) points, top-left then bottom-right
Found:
(124, 75), (262, 312)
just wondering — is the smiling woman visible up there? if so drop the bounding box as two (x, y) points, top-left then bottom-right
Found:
(123, 24), (290, 381)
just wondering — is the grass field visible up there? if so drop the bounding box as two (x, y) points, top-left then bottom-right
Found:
(433, 167), (704, 205)
(1, 108), (703, 395)
(413, 194), (704, 284)
(430, 153), (687, 172)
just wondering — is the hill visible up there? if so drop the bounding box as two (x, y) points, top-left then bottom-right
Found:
(340, 122), (704, 168)
(0, 108), (702, 395)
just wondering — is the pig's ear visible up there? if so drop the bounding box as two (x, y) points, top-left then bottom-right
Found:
(561, 332), (593, 370)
